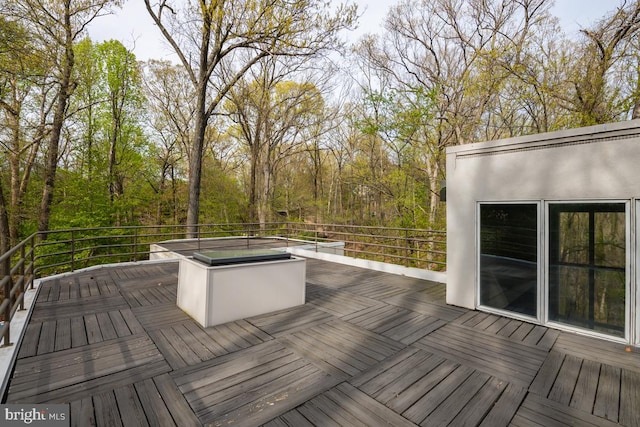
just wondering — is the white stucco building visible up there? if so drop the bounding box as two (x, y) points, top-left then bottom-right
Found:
(446, 120), (640, 345)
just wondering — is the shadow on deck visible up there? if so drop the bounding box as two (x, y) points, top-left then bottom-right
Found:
(5, 258), (640, 426)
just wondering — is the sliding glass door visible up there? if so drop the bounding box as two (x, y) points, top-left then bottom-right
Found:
(548, 203), (626, 338)
(479, 204), (538, 317)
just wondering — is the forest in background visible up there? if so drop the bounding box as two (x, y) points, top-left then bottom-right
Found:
(2, 0), (640, 252)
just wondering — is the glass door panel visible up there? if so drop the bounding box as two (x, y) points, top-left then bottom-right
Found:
(479, 204), (538, 317)
(549, 203), (626, 337)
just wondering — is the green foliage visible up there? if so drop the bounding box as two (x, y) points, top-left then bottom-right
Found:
(199, 156), (246, 223)
(50, 169), (113, 229)
(7, 0), (640, 248)
(359, 86), (436, 141)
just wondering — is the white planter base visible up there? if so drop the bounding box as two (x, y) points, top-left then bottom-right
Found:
(177, 256), (306, 327)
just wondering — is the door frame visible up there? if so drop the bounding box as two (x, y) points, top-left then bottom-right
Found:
(544, 200), (631, 344)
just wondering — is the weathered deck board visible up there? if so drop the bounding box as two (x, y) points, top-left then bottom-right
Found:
(350, 344), (525, 426)
(344, 304), (445, 344)
(620, 368), (640, 427)
(134, 378), (176, 426)
(112, 384), (148, 427)
(203, 320), (271, 351)
(69, 397), (96, 427)
(17, 323), (42, 359)
(593, 364), (621, 423)
(570, 359), (600, 413)
(479, 383), (527, 427)
(271, 382), (419, 427)
(5, 257), (637, 427)
(173, 340), (340, 426)
(11, 359), (171, 404)
(415, 323), (548, 387)
(38, 273), (117, 303)
(386, 291), (467, 321)
(361, 351), (451, 410)
(339, 281), (413, 301)
(30, 294), (129, 323)
(305, 284), (383, 317)
(554, 332), (640, 372)
(9, 334), (168, 403)
(511, 393), (621, 427)
(263, 410), (314, 427)
(421, 370), (493, 426)
(547, 354), (582, 405)
(455, 309), (561, 351)
(20, 308), (145, 358)
(306, 265), (381, 289)
(149, 327), (202, 370)
(246, 304), (336, 336)
(93, 391), (123, 427)
(529, 348), (640, 426)
(73, 375), (201, 427)
(131, 303), (192, 331)
(277, 320), (405, 378)
(150, 317), (274, 371)
(109, 263), (178, 287)
(152, 374), (201, 427)
(324, 383), (417, 426)
(529, 350), (565, 397)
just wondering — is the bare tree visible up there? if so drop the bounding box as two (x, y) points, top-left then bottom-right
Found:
(351, 0), (559, 226)
(570, 0), (640, 124)
(144, 0), (356, 236)
(226, 56), (327, 226)
(143, 60), (196, 224)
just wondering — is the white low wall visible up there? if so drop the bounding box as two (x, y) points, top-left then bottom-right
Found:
(151, 237), (443, 284)
(177, 256), (306, 327)
(149, 237), (345, 260)
(286, 247), (446, 284)
(0, 281), (40, 399)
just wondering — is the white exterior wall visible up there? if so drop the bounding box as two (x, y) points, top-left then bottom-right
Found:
(177, 256), (306, 327)
(446, 120), (640, 315)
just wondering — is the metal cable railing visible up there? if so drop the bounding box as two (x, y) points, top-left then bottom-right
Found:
(0, 222), (446, 346)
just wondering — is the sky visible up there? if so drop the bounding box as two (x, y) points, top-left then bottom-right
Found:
(87, 0), (620, 62)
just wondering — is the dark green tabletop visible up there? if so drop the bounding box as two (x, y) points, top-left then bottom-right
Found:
(193, 248), (291, 266)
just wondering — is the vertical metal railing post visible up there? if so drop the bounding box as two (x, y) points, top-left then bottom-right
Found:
(404, 229), (409, 267)
(2, 255), (11, 347)
(197, 224), (201, 251)
(70, 230), (75, 272)
(30, 234), (35, 288)
(19, 244), (25, 310)
(133, 228), (139, 262)
(285, 222), (290, 247)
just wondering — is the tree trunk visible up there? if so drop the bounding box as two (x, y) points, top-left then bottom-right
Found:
(8, 106), (21, 245)
(258, 155), (270, 229)
(633, 70), (640, 119)
(633, 97), (640, 119)
(38, 3), (74, 235)
(6, 83), (41, 246)
(248, 147), (259, 224)
(0, 178), (10, 256)
(185, 84), (207, 237)
(108, 125), (119, 203)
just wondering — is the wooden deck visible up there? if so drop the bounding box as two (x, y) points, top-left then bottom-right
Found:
(5, 258), (640, 426)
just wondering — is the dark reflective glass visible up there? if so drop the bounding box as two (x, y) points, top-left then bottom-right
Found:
(480, 204), (537, 317)
(549, 204), (625, 337)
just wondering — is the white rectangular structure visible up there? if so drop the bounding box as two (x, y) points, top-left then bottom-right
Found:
(446, 120), (640, 345)
(177, 256), (306, 327)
